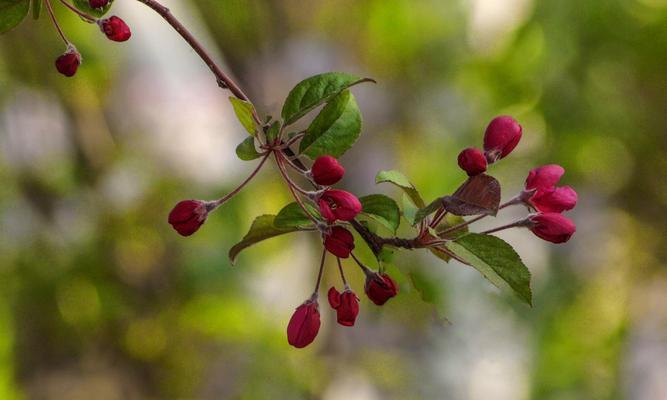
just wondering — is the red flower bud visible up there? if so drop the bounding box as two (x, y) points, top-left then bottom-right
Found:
(364, 272), (398, 305)
(327, 287), (360, 326)
(457, 147), (487, 176)
(89, 0), (109, 8)
(286, 299), (320, 348)
(483, 115), (522, 162)
(525, 164), (565, 191)
(167, 200), (209, 236)
(318, 189), (362, 222)
(311, 155), (345, 186)
(529, 212), (576, 244)
(530, 186), (577, 213)
(55, 48), (81, 77)
(99, 16), (131, 42)
(323, 226), (355, 258)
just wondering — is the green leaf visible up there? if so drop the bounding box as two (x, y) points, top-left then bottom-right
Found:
(281, 72), (374, 125)
(265, 121), (280, 143)
(274, 202), (320, 229)
(73, 0), (112, 17)
(229, 215), (300, 264)
(229, 97), (257, 135)
(445, 233), (532, 305)
(401, 193), (418, 225)
(359, 194), (400, 234)
(427, 215), (468, 262)
(31, 0), (40, 19)
(235, 137), (262, 161)
(298, 90), (361, 159)
(0, 0), (30, 34)
(375, 170), (425, 208)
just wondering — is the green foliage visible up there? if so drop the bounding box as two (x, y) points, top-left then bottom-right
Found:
(375, 170), (425, 208)
(31, 0), (40, 19)
(359, 194), (400, 234)
(265, 120), (280, 143)
(0, 0), (29, 34)
(228, 215), (300, 264)
(73, 0), (113, 18)
(281, 72), (373, 125)
(235, 137), (262, 161)
(229, 97), (257, 135)
(274, 202), (320, 229)
(298, 90), (361, 158)
(446, 233), (532, 305)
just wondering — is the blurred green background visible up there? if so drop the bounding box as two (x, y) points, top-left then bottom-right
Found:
(1, 0), (667, 399)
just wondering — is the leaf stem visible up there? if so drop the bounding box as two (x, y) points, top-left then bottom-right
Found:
(336, 257), (348, 286)
(314, 247), (327, 293)
(274, 153), (320, 225)
(479, 218), (530, 235)
(44, 0), (70, 45)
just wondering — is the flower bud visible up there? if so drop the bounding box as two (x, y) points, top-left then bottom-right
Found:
(99, 16), (131, 42)
(530, 186), (577, 213)
(457, 147), (487, 176)
(529, 212), (576, 244)
(324, 226), (355, 258)
(483, 115), (522, 162)
(89, 0), (109, 8)
(318, 189), (362, 222)
(311, 155), (345, 186)
(525, 164), (565, 191)
(167, 200), (209, 236)
(364, 272), (398, 305)
(286, 298), (320, 348)
(328, 287), (360, 326)
(55, 48), (81, 77)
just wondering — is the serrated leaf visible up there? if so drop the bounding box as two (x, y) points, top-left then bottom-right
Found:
(235, 137), (262, 161)
(298, 90), (361, 159)
(229, 215), (301, 264)
(73, 0), (112, 17)
(265, 120), (280, 143)
(31, 0), (40, 19)
(0, 0), (30, 34)
(274, 202), (320, 229)
(359, 194), (400, 234)
(281, 72), (374, 125)
(229, 97), (257, 135)
(445, 233), (532, 305)
(375, 170), (425, 208)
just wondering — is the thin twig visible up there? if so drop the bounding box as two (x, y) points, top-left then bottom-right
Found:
(211, 152), (270, 208)
(58, 0), (96, 23)
(44, 0), (69, 45)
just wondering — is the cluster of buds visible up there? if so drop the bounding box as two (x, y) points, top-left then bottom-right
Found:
(49, 0), (131, 77)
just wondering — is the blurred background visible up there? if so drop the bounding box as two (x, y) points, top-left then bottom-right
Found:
(1, 0), (666, 399)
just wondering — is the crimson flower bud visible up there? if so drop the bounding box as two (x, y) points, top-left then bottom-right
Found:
(89, 0), (109, 8)
(318, 189), (362, 222)
(286, 298), (320, 348)
(530, 186), (577, 213)
(167, 200), (209, 236)
(364, 272), (398, 305)
(457, 147), (487, 176)
(311, 155), (345, 186)
(55, 48), (81, 77)
(323, 226), (355, 258)
(328, 287), (360, 326)
(99, 16), (132, 42)
(525, 164), (565, 191)
(483, 115), (522, 162)
(529, 212), (576, 244)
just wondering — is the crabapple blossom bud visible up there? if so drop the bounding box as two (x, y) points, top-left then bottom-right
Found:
(168, 200), (209, 236)
(483, 115), (522, 162)
(286, 298), (320, 348)
(318, 189), (362, 222)
(525, 164), (565, 191)
(99, 16), (131, 42)
(89, 0), (109, 8)
(323, 226), (355, 258)
(529, 212), (576, 244)
(365, 272), (398, 305)
(530, 186), (577, 213)
(311, 155), (345, 186)
(328, 287), (360, 326)
(457, 147), (487, 176)
(55, 47), (81, 77)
